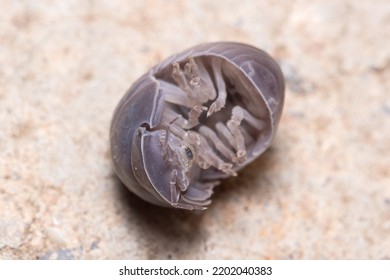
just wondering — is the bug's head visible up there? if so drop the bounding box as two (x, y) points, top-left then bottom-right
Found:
(133, 126), (215, 210)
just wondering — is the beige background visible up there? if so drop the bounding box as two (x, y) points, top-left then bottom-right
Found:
(1, 0), (389, 259)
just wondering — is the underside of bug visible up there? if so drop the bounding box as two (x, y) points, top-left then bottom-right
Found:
(110, 42), (285, 210)
(152, 56), (271, 209)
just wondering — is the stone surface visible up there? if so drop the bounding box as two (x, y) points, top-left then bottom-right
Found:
(0, 0), (389, 259)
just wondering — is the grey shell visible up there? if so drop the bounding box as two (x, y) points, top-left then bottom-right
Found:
(110, 42), (285, 210)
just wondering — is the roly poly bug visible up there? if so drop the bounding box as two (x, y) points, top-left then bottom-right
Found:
(110, 42), (285, 210)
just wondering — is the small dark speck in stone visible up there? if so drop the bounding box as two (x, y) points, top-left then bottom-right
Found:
(234, 18), (244, 27)
(89, 241), (99, 250)
(280, 61), (308, 94)
(291, 111), (305, 119)
(382, 104), (390, 115)
(140, 45), (150, 53)
(39, 249), (74, 260)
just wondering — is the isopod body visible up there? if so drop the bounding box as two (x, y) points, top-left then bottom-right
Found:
(110, 42), (285, 210)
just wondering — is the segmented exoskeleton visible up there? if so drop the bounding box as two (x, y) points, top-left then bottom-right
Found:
(110, 42), (285, 210)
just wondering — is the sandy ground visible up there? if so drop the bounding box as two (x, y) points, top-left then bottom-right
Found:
(0, 0), (389, 259)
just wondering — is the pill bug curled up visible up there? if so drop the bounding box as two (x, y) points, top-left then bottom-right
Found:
(110, 42), (285, 210)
